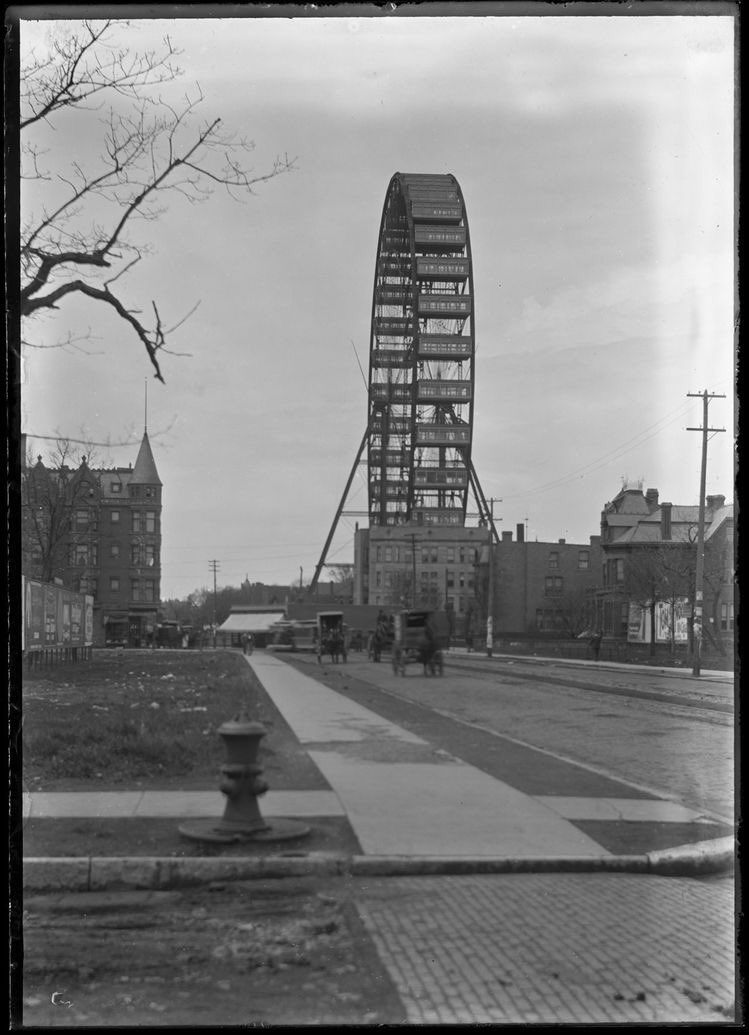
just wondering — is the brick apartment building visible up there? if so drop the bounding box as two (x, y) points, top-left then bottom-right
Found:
(21, 431), (162, 647)
(353, 520), (602, 641)
(354, 523), (491, 616)
(480, 524), (602, 638)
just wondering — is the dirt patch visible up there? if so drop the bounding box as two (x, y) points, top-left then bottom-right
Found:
(21, 878), (407, 1026)
(23, 816), (361, 859)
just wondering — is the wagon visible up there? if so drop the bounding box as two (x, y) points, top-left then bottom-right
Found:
(317, 611), (347, 664)
(391, 609), (449, 676)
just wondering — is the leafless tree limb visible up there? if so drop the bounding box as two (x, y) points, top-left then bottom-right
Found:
(21, 19), (297, 380)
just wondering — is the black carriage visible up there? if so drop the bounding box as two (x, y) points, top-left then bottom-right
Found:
(317, 611), (347, 664)
(391, 609), (449, 676)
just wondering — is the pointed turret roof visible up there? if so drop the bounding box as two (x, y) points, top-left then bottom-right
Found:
(131, 431), (162, 485)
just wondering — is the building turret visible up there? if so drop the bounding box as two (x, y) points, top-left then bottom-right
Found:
(131, 431), (162, 486)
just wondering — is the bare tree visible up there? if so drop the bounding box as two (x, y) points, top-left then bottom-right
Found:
(554, 585), (596, 638)
(623, 543), (693, 656)
(20, 19), (295, 382)
(22, 439), (101, 585)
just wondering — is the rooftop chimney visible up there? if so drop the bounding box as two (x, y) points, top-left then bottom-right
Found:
(516, 523), (524, 543)
(502, 530), (512, 542)
(661, 502), (672, 540)
(706, 494), (726, 511)
(645, 488), (659, 510)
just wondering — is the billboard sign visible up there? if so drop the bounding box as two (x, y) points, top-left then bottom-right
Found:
(628, 600), (690, 643)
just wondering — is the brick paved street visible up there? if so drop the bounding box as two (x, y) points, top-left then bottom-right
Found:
(354, 873), (736, 1024)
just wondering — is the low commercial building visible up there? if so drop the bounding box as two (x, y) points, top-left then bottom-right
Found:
(215, 606), (287, 649)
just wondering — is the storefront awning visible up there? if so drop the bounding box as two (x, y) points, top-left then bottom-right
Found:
(217, 612), (286, 634)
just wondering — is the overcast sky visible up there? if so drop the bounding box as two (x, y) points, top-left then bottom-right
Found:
(20, 7), (736, 600)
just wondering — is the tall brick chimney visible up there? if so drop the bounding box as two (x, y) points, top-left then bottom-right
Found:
(661, 502), (672, 540)
(645, 488), (659, 510)
(516, 523), (524, 543)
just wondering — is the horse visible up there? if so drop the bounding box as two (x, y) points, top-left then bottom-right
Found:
(368, 626), (387, 662)
(417, 621), (443, 676)
(318, 631), (346, 665)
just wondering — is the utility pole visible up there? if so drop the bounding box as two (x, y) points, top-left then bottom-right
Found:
(208, 559), (220, 647)
(486, 498), (501, 656)
(408, 533), (417, 608)
(687, 391), (725, 676)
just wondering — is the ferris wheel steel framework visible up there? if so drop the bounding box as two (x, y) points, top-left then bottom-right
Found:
(309, 172), (496, 595)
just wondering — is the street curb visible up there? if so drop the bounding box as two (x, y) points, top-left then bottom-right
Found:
(22, 837), (734, 891)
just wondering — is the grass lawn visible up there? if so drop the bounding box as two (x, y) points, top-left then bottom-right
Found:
(21, 649), (327, 792)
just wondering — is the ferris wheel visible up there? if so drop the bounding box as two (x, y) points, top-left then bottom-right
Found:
(368, 172), (476, 529)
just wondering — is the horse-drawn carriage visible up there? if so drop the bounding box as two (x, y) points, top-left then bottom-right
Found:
(391, 609), (449, 676)
(317, 611), (347, 664)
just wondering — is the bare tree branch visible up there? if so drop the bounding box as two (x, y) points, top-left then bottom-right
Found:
(21, 20), (297, 380)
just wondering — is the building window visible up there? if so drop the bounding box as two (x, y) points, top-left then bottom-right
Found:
(615, 559), (624, 584)
(145, 487), (153, 498)
(132, 511), (142, 533)
(447, 547), (455, 562)
(548, 551), (559, 569)
(111, 510), (120, 523)
(110, 482), (122, 493)
(131, 579), (141, 601)
(384, 547), (392, 562)
(545, 576), (563, 595)
(74, 509), (88, 529)
(375, 571), (382, 588)
(109, 577), (120, 591)
(110, 544), (119, 558)
(578, 551), (590, 570)
(721, 603), (734, 631)
(446, 571), (454, 588)
(130, 485), (141, 498)
(144, 579), (156, 602)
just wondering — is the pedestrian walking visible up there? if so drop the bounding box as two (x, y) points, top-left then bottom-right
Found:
(589, 630), (603, 661)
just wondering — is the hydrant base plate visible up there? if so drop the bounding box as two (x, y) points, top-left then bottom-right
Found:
(178, 817), (311, 844)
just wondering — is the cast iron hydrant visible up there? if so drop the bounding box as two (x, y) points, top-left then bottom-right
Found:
(216, 712), (270, 835)
(179, 710), (310, 844)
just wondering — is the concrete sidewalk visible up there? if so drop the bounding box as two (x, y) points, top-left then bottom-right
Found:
(23, 652), (734, 890)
